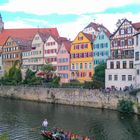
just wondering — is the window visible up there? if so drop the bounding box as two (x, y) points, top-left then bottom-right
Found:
(114, 75), (118, 81)
(102, 35), (104, 39)
(116, 61), (120, 69)
(89, 63), (92, 69)
(109, 75), (112, 81)
(136, 35), (139, 46)
(114, 40), (117, 47)
(128, 39), (133, 46)
(110, 62), (114, 69)
(128, 75), (132, 81)
(80, 63), (83, 69)
(122, 75), (126, 81)
(72, 64), (74, 70)
(123, 61), (127, 69)
(84, 63), (87, 69)
(120, 40), (125, 47)
(135, 52), (139, 61)
(120, 29), (124, 35)
(137, 69), (140, 75)
(106, 43), (108, 48)
(76, 63), (78, 70)
(129, 61), (133, 69)
(127, 27), (132, 34)
(78, 36), (83, 40)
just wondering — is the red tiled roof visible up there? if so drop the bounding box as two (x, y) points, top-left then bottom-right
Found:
(132, 22), (140, 30)
(63, 40), (71, 53)
(0, 28), (59, 46)
(82, 32), (93, 42)
(84, 22), (111, 35)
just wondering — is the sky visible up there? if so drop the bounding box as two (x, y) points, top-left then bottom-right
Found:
(0, 0), (140, 40)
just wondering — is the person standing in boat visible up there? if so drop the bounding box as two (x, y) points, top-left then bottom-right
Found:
(42, 119), (48, 131)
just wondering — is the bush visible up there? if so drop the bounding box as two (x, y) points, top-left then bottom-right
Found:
(83, 81), (94, 89)
(0, 133), (8, 140)
(117, 99), (134, 113)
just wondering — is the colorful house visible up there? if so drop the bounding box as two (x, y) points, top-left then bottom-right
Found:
(70, 32), (94, 83)
(44, 36), (68, 71)
(2, 36), (30, 71)
(22, 32), (50, 71)
(93, 30), (111, 68)
(57, 41), (71, 83)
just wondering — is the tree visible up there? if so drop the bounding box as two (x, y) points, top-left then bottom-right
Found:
(0, 60), (22, 85)
(41, 62), (54, 80)
(93, 63), (106, 83)
(23, 69), (42, 85)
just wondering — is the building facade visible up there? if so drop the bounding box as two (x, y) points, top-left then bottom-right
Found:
(105, 18), (140, 89)
(57, 41), (71, 83)
(2, 36), (29, 71)
(70, 32), (94, 82)
(105, 58), (135, 89)
(93, 30), (111, 68)
(134, 32), (140, 88)
(22, 32), (50, 71)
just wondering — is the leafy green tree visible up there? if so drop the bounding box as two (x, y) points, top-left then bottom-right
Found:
(41, 62), (54, 80)
(93, 63), (106, 83)
(0, 60), (22, 85)
(117, 99), (134, 113)
(23, 69), (42, 85)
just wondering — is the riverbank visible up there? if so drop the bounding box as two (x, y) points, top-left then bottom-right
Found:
(0, 85), (138, 112)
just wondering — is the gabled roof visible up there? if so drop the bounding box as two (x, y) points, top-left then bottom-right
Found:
(12, 37), (31, 47)
(82, 32), (93, 42)
(63, 40), (71, 53)
(132, 22), (140, 30)
(84, 22), (111, 35)
(38, 32), (51, 42)
(111, 19), (140, 38)
(0, 28), (59, 46)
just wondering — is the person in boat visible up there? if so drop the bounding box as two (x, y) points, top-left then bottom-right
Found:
(42, 118), (48, 131)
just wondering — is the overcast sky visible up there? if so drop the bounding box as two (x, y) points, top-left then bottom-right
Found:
(0, 0), (140, 39)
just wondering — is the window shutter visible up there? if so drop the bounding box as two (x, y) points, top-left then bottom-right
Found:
(118, 40), (120, 46)
(125, 39), (128, 46)
(132, 38), (134, 45)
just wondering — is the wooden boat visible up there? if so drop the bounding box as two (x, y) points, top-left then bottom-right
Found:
(41, 130), (62, 140)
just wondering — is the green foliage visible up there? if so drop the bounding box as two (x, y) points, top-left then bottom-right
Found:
(23, 69), (42, 85)
(0, 133), (8, 140)
(117, 99), (134, 113)
(0, 61), (22, 85)
(83, 81), (94, 89)
(51, 76), (60, 87)
(41, 62), (54, 79)
(93, 63), (106, 83)
(61, 80), (83, 88)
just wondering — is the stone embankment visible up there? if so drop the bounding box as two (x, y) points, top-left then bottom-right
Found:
(0, 86), (137, 111)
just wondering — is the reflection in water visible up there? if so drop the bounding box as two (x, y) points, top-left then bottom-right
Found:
(0, 98), (140, 140)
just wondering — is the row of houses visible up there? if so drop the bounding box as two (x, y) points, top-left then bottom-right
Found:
(0, 14), (111, 83)
(1, 14), (140, 88)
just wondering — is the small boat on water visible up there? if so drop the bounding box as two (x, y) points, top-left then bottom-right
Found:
(41, 128), (91, 140)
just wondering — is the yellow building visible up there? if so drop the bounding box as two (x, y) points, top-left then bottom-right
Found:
(70, 32), (94, 83)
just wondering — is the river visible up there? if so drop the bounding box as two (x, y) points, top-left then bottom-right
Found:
(0, 98), (140, 140)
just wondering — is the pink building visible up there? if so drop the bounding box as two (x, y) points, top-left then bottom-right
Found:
(57, 41), (71, 83)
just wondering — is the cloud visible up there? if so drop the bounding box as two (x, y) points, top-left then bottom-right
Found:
(0, 0), (140, 15)
(54, 12), (140, 40)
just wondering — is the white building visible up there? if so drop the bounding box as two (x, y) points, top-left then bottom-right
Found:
(22, 32), (50, 71)
(134, 32), (140, 88)
(105, 58), (135, 89)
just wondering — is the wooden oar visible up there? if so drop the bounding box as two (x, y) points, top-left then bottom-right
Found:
(30, 126), (41, 131)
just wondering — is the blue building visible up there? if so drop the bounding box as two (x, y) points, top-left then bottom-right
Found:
(93, 30), (111, 68)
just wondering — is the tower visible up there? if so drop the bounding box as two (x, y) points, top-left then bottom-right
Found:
(0, 13), (4, 33)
